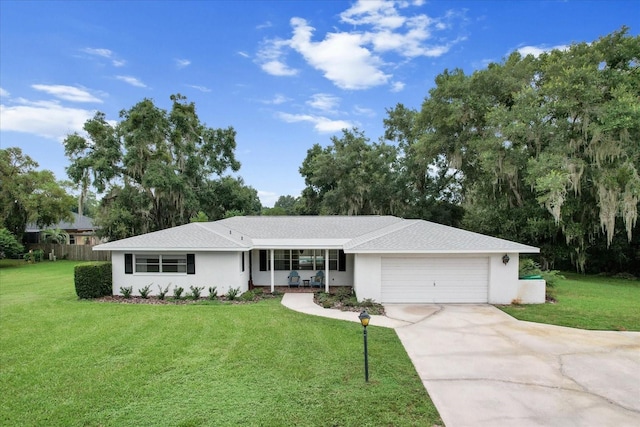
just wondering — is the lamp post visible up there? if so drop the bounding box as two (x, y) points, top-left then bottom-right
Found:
(358, 310), (371, 382)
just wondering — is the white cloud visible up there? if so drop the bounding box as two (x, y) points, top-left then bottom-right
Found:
(256, 0), (463, 90)
(289, 18), (390, 90)
(307, 93), (340, 113)
(82, 47), (125, 67)
(83, 47), (113, 58)
(390, 81), (405, 92)
(262, 94), (289, 105)
(31, 84), (102, 103)
(277, 112), (352, 133)
(0, 99), (94, 140)
(175, 58), (191, 68)
(0, 87), (9, 98)
(237, 51), (250, 58)
(261, 60), (298, 76)
(257, 21), (273, 30)
(340, 0), (406, 30)
(517, 44), (568, 58)
(186, 85), (211, 93)
(115, 75), (147, 88)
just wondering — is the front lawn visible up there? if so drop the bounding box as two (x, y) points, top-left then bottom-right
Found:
(500, 273), (640, 331)
(0, 260), (441, 426)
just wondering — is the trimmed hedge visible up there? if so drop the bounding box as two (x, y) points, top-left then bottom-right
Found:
(75, 262), (112, 299)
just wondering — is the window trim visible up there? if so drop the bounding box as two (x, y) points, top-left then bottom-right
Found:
(128, 253), (193, 274)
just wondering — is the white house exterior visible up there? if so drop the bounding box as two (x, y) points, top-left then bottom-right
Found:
(94, 216), (544, 304)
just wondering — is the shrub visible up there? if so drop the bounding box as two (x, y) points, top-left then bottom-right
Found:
(157, 284), (170, 300)
(335, 287), (353, 299)
(74, 262), (113, 299)
(252, 287), (264, 296)
(139, 284), (152, 299)
(226, 287), (240, 300)
(173, 286), (184, 300)
(24, 249), (45, 263)
(208, 286), (218, 300)
(120, 286), (133, 298)
(240, 290), (255, 301)
(0, 228), (24, 259)
(189, 286), (204, 300)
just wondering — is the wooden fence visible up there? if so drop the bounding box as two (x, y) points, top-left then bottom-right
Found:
(27, 244), (111, 262)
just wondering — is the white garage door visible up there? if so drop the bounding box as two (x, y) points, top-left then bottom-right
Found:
(381, 257), (489, 303)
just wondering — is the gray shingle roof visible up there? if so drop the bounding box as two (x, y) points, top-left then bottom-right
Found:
(94, 215), (539, 254)
(94, 222), (250, 251)
(26, 212), (98, 232)
(343, 220), (539, 253)
(218, 215), (402, 239)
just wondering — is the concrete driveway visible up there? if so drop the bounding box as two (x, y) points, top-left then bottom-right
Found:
(386, 304), (640, 427)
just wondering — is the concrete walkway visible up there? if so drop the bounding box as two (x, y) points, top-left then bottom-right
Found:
(282, 294), (640, 427)
(281, 293), (410, 328)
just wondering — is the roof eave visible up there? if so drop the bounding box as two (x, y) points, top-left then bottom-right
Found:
(344, 248), (540, 254)
(93, 246), (250, 252)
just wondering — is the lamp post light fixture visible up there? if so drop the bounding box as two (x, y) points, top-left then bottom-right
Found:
(358, 310), (371, 382)
(502, 254), (510, 265)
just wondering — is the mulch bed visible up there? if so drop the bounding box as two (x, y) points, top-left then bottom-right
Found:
(93, 295), (278, 305)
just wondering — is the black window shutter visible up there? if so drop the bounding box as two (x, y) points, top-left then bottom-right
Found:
(125, 254), (133, 274)
(259, 250), (267, 271)
(338, 250), (346, 272)
(187, 254), (196, 274)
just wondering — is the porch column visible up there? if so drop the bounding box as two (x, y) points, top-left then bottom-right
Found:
(270, 249), (275, 293)
(325, 249), (329, 293)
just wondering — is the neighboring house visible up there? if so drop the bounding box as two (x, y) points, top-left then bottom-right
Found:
(93, 216), (545, 304)
(25, 212), (100, 245)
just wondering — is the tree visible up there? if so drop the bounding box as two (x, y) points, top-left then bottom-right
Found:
(64, 94), (250, 240)
(274, 195), (299, 215)
(262, 206), (288, 216)
(0, 228), (24, 259)
(403, 27), (639, 271)
(41, 228), (70, 244)
(299, 128), (400, 215)
(198, 176), (262, 220)
(189, 211), (209, 222)
(383, 103), (464, 225)
(0, 148), (74, 241)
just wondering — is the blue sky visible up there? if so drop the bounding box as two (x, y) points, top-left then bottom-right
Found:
(1, 1), (637, 207)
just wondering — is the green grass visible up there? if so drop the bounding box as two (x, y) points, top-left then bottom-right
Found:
(500, 272), (640, 331)
(0, 260), (441, 427)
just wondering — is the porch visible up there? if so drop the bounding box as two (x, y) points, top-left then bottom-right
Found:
(249, 248), (353, 294)
(257, 285), (354, 294)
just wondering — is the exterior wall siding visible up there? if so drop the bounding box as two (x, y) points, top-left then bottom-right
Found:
(111, 251), (247, 297)
(353, 252), (545, 305)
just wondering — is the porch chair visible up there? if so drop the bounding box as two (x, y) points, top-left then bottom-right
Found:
(309, 271), (324, 288)
(288, 271), (301, 288)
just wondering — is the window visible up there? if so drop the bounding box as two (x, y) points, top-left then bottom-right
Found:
(161, 256), (187, 273)
(274, 250), (290, 270)
(241, 252), (245, 272)
(136, 255), (160, 273)
(258, 249), (345, 271)
(329, 250), (338, 270)
(129, 254), (193, 274)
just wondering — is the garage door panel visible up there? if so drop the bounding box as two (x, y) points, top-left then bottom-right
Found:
(381, 257), (488, 303)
